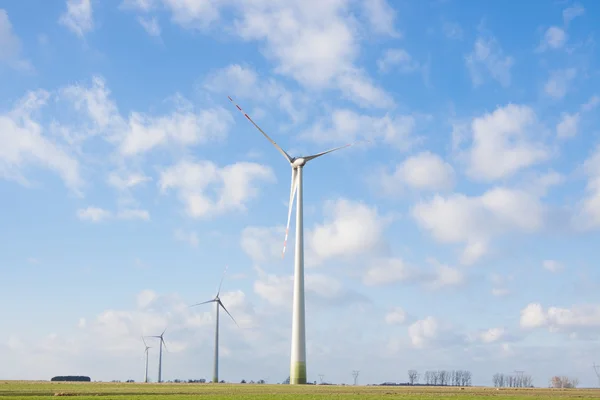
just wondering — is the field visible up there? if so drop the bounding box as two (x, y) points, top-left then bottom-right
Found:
(2, 381), (600, 400)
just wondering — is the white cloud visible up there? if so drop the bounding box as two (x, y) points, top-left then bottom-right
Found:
(425, 264), (465, 290)
(241, 226), (284, 264)
(308, 199), (388, 264)
(572, 144), (600, 230)
(59, 0), (94, 37)
(563, 4), (585, 26)
(466, 36), (514, 87)
(120, 107), (232, 156)
(0, 10), (33, 71)
(117, 209), (150, 220)
(385, 307), (406, 325)
(442, 22), (463, 40)
(107, 171), (151, 190)
(537, 26), (566, 52)
(556, 112), (579, 139)
(158, 160), (275, 218)
(520, 302), (600, 332)
(474, 327), (505, 344)
(203, 64), (306, 123)
(379, 151), (455, 194)
(463, 104), (549, 182)
(363, 257), (415, 286)
(361, 0), (399, 37)
(174, 229), (199, 248)
(77, 206), (111, 222)
(152, 0), (393, 109)
(138, 16), (161, 36)
(408, 316), (438, 348)
(377, 49), (419, 73)
(302, 109), (417, 151)
(120, 0), (156, 12)
(0, 90), (82, 192)
(412, 187), (545, 265)
(543, 260), (563, 273)
(544, 68), (577, 99)
(77, 207), (150, 222)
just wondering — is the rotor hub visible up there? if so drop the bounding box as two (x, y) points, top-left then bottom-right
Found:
(292, 157), (306, 167)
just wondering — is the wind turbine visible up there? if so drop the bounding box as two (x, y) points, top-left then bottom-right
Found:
(147, 329), (167, 383)
(190, 266), (238, 383)
(228, 96), (359, 384)
(142, 336), (151, 383)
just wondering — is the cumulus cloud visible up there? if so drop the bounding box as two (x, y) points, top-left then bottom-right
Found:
(412, 186), (545, 265)
(0, 90), (82, 192)
(385, 307), (406, 325)
(520, 302), (600, 333)
(543, 260), (563, 273)
(308, 199), (389, 264)
(158, 160), (275, 218)
(203, 64), (306, 123)
(379, 151), (455, 194)
(544, 68), (577, 99)
(466, 35), (514, 87)
(537, 26), (567, 52)
(302, 109), (418, 151)
(59, 0), (94, 37)
(461, 104), (549, 182)
(377, 49), (419, 73)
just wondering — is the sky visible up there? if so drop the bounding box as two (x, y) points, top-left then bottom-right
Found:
(1, 0), (600, 388)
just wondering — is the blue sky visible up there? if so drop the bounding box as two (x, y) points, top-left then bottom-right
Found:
(1, 0), (600, 387)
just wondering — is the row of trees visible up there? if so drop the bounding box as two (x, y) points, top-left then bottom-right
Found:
(407, 370), (472, 386)
(51, 376), (91, 382)
(492, 373), (533, 388)
(550, 376), (579, 388)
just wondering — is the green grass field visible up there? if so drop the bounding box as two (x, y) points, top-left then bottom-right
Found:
(1, 381), (600, 400)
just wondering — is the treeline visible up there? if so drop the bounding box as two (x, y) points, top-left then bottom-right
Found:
(407, 370), (472, 386)
(492, 373), (533, 388)
(51, 376), (91, 382)
(550, 376), (579, 388)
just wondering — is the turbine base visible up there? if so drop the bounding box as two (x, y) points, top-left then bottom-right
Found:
(290, 361), (307, 384)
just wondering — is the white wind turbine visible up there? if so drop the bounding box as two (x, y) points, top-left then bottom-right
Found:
(146, 329), (167, 383)
(228, 96), (359, 384)
(190, 266), (238, 383)
(142, 336), (151, 383)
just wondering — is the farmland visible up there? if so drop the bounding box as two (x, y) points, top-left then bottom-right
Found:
(1, 381), (600, 400)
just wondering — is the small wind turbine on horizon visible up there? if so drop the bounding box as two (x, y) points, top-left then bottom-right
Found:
(142, 336), (151, 383)
(228, 96), (363, 384)
(190, 265), (239, 383)
(146, 329), (167, 383)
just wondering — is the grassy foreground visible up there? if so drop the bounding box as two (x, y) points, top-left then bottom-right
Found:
(1, 381), (600, 399)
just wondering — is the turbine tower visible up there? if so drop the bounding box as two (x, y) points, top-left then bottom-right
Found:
(228, 96), (358, 384)
(147, 329), (167, 383)
(142, 336), (151, 383)
(190, 266), (238, 383)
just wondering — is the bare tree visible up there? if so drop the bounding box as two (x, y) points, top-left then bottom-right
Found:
(408, 370), (418, 385)
(550, 376), (579, 388)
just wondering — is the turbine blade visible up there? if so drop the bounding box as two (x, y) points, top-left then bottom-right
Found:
(142, 336), (148, 347)
(161, 337), (169, 353)
(161, 328), (167, 337)
(304, 139), (371, 163)
(282, 167), (299, 259)
(216, 265), (228, 297)
(218, 300), (239, 328)
(189, 299), (215, 307)
(227, 96), (292, 163)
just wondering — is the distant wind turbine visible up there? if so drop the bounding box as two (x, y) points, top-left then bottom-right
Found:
(190, 265), (238, 383)
(228, 96), (362, 384)
(142, 336), (151, 383)
(146, 329), (167, 383)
